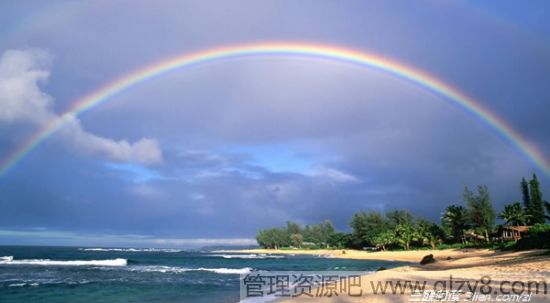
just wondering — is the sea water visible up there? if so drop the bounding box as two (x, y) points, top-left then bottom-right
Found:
(0, 246), (405, 302)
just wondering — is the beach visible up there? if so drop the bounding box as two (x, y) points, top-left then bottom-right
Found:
(230, 248), (550, 302)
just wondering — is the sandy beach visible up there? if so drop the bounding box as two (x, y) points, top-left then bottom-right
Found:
(229, 248), (550, 302)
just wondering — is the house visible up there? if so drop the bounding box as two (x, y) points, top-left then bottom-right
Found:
(500, 225), (531, 241)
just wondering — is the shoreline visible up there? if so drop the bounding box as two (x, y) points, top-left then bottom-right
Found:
(219, 248), (504, 263)
(224, 247), (550, 271)
(225, 248), (550, 302)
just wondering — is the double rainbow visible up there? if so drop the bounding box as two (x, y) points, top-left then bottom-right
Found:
(1, 42), (548, 177)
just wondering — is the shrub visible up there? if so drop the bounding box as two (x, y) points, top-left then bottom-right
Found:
(512, 223), (550, 250)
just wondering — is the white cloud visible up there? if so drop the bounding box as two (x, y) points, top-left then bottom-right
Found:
(152, 238), (256, 247)
(60, 115), (162, 165)
(0, 49), (163, 165)
(0, 49), (54, 124)
(0, 228), (256, 248)
(307, 165), (359, 183)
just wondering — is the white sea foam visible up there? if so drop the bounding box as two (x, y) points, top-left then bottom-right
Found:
(0, 256), (13, 261)
(0, 257), (127, 266)
(1, 277), (118, 286)
(210, 254), (283, 259)
(197, 267), (253, 274)
(127, 265), (252, 275)
(127, 265), (190, 274)
(79, 248), (183, 253)
(6, 282), (39, 287)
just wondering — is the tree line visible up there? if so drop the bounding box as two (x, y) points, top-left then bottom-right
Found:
(256, 220), (335, 249)
(256, 174), (550, 250)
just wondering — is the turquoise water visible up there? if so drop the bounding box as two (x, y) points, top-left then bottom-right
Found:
(0, 246), (404, 302)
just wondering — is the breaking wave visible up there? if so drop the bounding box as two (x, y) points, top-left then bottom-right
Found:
(0, 257), (127, 267)
(79, 248), (183, 253)
(210, 254), (284, 259)
(127, 265), (253, 275)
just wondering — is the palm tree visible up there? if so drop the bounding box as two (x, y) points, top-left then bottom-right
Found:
(373, 231), (395, 251)
(418, 219), (445, 249)
(499, 202), (528, 226)
(441, 205), (468, 243)
(394, 223), (416, 250)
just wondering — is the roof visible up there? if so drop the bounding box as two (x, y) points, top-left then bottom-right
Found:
(502, 225), (531, 232)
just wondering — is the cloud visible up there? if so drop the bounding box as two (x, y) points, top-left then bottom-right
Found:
(306, 165), (359, 183)
(60, 115), (162, 165)
(1, 0), (549, 245)
(103, 162), (165, 182)
(152, 238), (256, 247)
(0, 49), (163, 165)
(0, 49), (54, 123)
(0, 228), (255, 248)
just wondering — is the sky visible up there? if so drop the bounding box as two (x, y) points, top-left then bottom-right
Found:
(0, 0), (549, 248)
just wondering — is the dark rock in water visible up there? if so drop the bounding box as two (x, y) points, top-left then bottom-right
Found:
(420, 254), (436, 265)
(376, 266), (387, 271)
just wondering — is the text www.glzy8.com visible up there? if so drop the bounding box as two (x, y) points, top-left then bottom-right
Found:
(239, 271), (549, 302)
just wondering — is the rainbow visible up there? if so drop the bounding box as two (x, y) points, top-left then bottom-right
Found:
(1, 42), (548, 177)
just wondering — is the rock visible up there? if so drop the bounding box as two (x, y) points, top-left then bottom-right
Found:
(376, 266), (387, 271)
(446, 256), (452, 260)
(420, 254), (436, 265)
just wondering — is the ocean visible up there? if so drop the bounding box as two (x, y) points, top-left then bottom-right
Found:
(0, 246), (404, 302)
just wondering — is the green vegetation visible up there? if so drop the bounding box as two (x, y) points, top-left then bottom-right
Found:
(349, 211), (387, 248)
(499, 202), (527, 226)
(256, 174), (550, 251)
(256, 220), (336, 249)
(528, 174), (546, 224)
(417, 219), (445, 250)
(512, 223), (550, 250)
(441, 205), (469, 243)
(463, 185), (496, 243)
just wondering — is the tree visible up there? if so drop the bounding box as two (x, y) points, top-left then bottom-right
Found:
(256, 227), (289, 249)
(289, 233), (303, 248)
(418, 219), (445, 249)
(328, 233), (352, 248)
(273, 228), (290, 249)
(302, 225), (313, 243)
(372, 230), (395, 251)
(441, 204), (468, 243)
(499, 202), (528, 226)
(521, 178), (531, 211)
(528, 174), (545, 224)
(302, 221), (335, 247)
(386, 210), (414, 229)
(286, 221), (301, 236)
(394, 222), (416, 250)
(256, 230), (268, 248)
(321, 220), (335, 247)
(464, 185), (495, 243)
(350, 211), (388, 247)
(304, 224), (323, 244)
(256, 228), (279, 249)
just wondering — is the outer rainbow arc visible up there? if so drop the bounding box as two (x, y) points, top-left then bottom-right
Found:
(1, 42), (548, 177)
